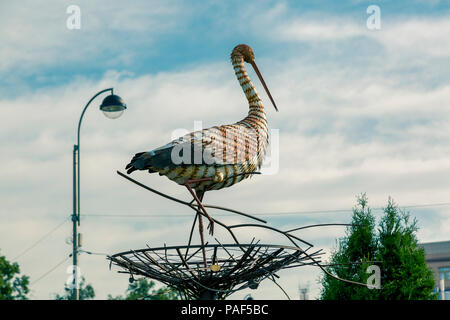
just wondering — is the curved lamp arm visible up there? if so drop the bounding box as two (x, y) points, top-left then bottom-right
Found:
(77, 88), (113, 147)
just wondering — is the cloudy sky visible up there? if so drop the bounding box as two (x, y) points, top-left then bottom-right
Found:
(1, 0), (450, 300)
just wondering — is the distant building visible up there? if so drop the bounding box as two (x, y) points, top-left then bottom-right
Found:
(419, 240), (450, 300)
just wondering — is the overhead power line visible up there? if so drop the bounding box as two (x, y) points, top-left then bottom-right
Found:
(13, 218), (69, 261)
(81, 201), (450, 219)
(30, 255), (71, 286)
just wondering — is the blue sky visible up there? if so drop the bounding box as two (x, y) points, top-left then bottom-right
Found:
(4, 0), (450, 95)
(1, 0), (450, 300)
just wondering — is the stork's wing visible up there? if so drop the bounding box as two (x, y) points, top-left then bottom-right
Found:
(168, 124), (267, 166)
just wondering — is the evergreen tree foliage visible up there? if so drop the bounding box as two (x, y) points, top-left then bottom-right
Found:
(320, 194), (437, 300)
(320, 193), (378, 299)
(377, 198), (437, 300)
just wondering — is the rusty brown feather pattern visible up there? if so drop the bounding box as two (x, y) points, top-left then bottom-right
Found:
(155, 55), (269, 192)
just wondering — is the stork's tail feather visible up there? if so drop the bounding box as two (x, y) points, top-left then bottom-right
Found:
(126, 152), (149, 174)
(126, 146), (176, 174)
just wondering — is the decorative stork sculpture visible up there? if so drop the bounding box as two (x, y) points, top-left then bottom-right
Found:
(126, 44), (278, 243)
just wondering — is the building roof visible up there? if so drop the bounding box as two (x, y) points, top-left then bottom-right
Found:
(419, 241), (450, 255)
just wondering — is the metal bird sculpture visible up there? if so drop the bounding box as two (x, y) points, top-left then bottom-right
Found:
(126, 44), (278, 240)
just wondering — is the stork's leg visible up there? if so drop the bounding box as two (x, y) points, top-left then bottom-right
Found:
(195, 191), (208, 268)
(184, 180), (215, 235)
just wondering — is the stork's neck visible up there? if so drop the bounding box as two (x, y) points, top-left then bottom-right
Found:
(232, 57), (266, 120)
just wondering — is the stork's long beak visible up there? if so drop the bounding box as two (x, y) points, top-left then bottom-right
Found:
(251, 60), (278, 112)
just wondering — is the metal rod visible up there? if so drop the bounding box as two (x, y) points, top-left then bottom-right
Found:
(228, 223), (313, 248)
(286, 223), (353, 233)
(116, 171), (266, 223)
(185, 213), (199, 259)
(72, 145), (78, 300)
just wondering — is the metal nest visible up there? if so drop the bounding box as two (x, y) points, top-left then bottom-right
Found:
(108, 171), (372, 299)
(109, 242), (323, 300)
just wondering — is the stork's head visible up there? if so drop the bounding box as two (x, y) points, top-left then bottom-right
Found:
(231, 44), (255, 63)
(231, 44), (278, 112)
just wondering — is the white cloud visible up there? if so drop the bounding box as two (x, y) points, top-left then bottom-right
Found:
(0, 0), (182, 73)
(277, 20), (362, 41)
(273, 14), (450, 58)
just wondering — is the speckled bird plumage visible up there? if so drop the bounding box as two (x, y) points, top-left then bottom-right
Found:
(126, 44), (275, 192)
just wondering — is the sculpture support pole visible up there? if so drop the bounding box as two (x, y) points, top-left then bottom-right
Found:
(197, 214), (208, 268)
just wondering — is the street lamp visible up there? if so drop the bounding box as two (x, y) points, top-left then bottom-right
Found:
(100, 94), (127, 119)
(72, 88), (126, 300)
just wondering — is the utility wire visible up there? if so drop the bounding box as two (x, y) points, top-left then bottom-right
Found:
(81, 201), (450, 219)
(79, 249), (108, 256)
(13, 217), (69, 261)
(30, 255), (71, 286)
